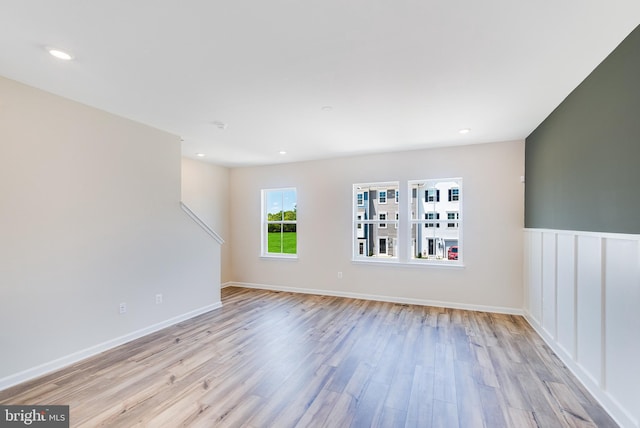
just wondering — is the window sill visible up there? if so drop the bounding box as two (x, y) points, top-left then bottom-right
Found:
(352, 259), (464, 269)
(261, 254), (298, 261)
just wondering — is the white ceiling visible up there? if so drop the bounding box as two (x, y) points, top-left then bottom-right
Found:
(1, 1), (639, 166)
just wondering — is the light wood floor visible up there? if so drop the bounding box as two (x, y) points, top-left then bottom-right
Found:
(1, 287), (617, 427)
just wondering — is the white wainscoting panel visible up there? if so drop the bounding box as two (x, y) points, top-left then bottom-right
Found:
(604, 237), (640, 421)
(556, 233), (576, 359)
(528, 231), (543, 322)
(525, 229), (640, 428)
(576, 235), (603, 385)
(542, 232), (557, 338)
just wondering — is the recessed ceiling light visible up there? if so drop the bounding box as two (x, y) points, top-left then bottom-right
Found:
(321, 106), (333, 112)
(196, 153), (206, 157)
(279, 150), (287, 155)
(459, 128), (471, 134)
(48, 48), (73, 61)
(212, 121), (227, 130)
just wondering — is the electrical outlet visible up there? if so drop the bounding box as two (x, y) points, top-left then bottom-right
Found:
(119, 302), (127, 314)
(155, 294), (163, 304)
(337, 271), (343, 279)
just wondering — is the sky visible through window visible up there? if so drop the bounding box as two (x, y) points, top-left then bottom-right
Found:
(267, 189), (296, 218)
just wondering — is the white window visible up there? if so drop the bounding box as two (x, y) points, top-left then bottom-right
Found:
(357, 192), (364, 206)
(449, 188), (460, 202)
(378, 212), (387, 229)
(262, 188), (297, 257)
(356, 214), (365, 238)
(353, 183), (398, 260)
(353, 180), (460, 264)
(426, 189), (440, 202)
(447, 212), (459, 228)
(425, 212), (440, 228)
(410, 178), (462, 263)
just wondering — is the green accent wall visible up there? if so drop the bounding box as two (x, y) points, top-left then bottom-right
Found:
(525, 25), (640, 234)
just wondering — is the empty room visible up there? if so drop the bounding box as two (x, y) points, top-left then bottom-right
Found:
(1, 1), (639, 427)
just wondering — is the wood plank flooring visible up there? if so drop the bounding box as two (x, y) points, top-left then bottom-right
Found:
(0, 287), (618, 427)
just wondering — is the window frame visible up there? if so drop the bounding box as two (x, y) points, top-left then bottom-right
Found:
(425, 212), (440, 228)
(426, 189), (440, 202)
(353, 182), (399, 262)
(409, 178), (462, 265)
(261, 187), (298, 259)
(378, 211), (387, 229)
(447, 211), (459, 228)
(353, 179), (461, 266)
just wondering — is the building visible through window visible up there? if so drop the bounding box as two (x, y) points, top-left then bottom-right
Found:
(354, 179), (461, 263)
(353, 183), (398, 259)
(410, 179), (461, 261)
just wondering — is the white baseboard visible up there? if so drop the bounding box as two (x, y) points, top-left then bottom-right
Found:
(0, 301), (222, 392)
(228, 281), (523, 315)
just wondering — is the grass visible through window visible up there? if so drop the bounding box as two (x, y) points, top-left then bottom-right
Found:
(268, 232), (297, 254)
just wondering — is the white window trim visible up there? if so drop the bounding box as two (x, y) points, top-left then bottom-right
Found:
(378, 211), (387, 229)
(352, 180), (461, 266)
(408, 178), (462, 265)
(261, 187), (298, 259)
(353, 182), (399, 261)
(447, 211), (459, 229)
(450, 188), (460, 202)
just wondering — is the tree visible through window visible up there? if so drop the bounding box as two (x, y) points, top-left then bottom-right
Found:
(262, 188), (297, 256)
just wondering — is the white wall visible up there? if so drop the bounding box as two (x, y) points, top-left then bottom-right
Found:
(0, 76), (221, 388)
(524, 229), (640, 428)
(229, 141), (525, 312)
(181, 158), (231, 284)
